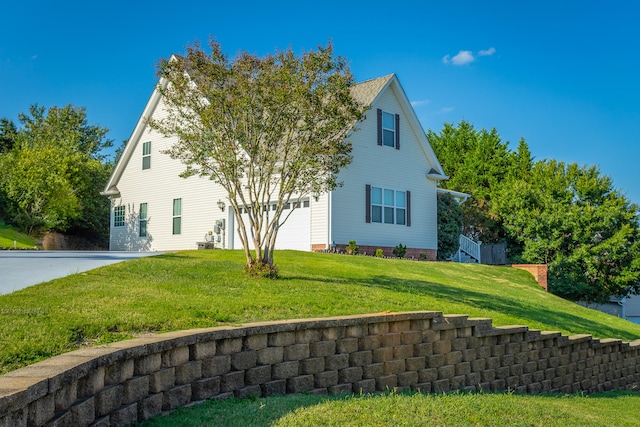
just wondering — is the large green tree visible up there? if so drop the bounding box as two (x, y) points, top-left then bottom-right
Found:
(428, 121), (524, 243)
(430, 120), (640, 304)
(0, 105), (112, 239)
(150, 39), (365, 276)
(493, 160), (640, 305)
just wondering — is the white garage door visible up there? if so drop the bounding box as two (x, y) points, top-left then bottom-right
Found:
(232, 199), (310, 251)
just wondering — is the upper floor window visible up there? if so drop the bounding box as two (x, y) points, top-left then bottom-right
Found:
(366, 185), (411, 226)
(114, 205), (125, 227)
(139, 203), (148, 237)
(377, 109), (400, 149)
(142, 141), (151, 170)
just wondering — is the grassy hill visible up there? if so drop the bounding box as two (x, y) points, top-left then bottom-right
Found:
(3, 250), (640, 426)
(2, 250), (640, 375)
(0, 223), (38, 249)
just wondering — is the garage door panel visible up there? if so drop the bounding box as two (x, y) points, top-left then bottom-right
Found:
(232, 201), (310, 251)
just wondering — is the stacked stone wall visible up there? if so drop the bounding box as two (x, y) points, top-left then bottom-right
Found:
(1, 311), (639, 426)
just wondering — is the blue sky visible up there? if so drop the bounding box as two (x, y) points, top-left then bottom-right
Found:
(2, 1), (639, 204)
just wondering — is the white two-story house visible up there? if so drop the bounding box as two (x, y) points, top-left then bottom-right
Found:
(102, 72), (448, 259)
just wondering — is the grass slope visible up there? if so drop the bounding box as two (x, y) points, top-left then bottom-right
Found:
(1, 250), (639, 375)
(141, 390), (640, 427)
(0, 224), (38, 249)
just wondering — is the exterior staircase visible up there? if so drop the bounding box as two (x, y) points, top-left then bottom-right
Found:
(452, 234), (481, 264)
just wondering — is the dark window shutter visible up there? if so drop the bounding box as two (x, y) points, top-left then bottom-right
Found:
(406, 190), (411, 226)
(377, 109), (382, 146)
(365, 185), (371, 223)
(395, 114), (400, 150)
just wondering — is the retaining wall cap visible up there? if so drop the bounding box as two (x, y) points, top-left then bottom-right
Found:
(485, 326), (529, 336)
(539, 331), (562, 338)
(0, 376), (48, 413)
(567, 334), (593, 343)
(3, 353), (100, 394)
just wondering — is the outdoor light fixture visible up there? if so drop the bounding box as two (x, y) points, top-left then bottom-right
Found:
(217, 200), (225, 212)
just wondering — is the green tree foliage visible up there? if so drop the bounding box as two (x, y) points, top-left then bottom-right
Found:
(430, 120), (640, 304)
(428, 121), (517, 243)
(0, 118), (17, 153)
(151, 39), (365, 274)
(0, 105), (112, 239)
(493, 161), (640, 305)
(436, 193), (463, 260)
(0, 119), (18, 221)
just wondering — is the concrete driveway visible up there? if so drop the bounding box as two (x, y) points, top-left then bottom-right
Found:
(0, 251), (162, 295)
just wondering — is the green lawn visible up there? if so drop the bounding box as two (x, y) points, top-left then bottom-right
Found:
(2, 250), (639, 375)
(0, 223), (38, 249)
(141, 390), (640, 427)
(3, 249), (640, 425)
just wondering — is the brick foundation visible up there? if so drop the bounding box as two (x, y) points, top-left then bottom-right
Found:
(2, 311), (639, 426)
(512, 264), (548, 291)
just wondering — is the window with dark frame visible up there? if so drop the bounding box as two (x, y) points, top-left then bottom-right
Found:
(377, 109), (400, 149)
(139, 203), (148, 237)
(366, 185), (410, 226)
(114, 206), (125, 227)
(142, 141), (151, 170)
(172, 198), (182, 235)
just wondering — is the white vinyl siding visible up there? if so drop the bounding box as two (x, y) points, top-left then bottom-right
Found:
(107, 75), (441, 253)
(109, 94), (230, 251)
(331, 81), (439, 250)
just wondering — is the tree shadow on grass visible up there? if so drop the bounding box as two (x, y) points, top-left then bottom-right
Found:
(365, 275), (640, 341)
(284, 273), (640, 341)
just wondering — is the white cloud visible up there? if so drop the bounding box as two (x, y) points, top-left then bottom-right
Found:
(443, 47), (496, 66)
(478, 47), (496, 57)
(30, 55), (38, 60)
(410, 99), (430, 107)
(452, 51), (474, 65)
(443, 50), (474, 66)
(440, 107), (454, 113)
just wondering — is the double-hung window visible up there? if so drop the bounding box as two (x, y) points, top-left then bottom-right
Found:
(142, 141), (151, 170)
(114, 206), (125, 227)
(366, 185), (411, 226)
(377, 109), (400, 149)
(139, 203), (148, 237)
(172, 198), (182, 235)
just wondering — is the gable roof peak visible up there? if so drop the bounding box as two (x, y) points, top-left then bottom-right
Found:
(351, 74), (396, 106)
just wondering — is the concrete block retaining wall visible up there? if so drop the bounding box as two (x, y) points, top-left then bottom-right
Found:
(1, 311), (639, 426)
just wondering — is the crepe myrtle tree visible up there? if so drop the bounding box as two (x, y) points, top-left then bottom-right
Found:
(150, 39), (365, 276)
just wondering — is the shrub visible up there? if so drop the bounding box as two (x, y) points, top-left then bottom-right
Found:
(345, 240), (358, 255)
(392, 243), (406, 259)
(374, 248), (384, 258)
(419, 253), (427, 261)
(437, 193), (463, 260)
